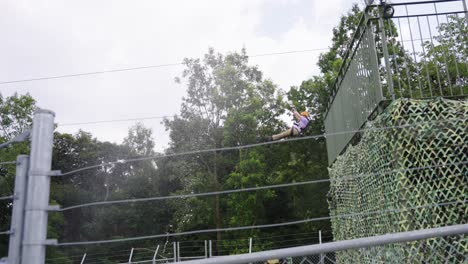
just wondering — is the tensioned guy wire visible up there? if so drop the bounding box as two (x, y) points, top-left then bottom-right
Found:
(55, 160), (468, 211)
(0, 48), (329, 85)
(0, 161), (16, 165)
(0, 195), (14, 201)
(52, 200), (464, 246)
(56, 117), (466, 177)
(58, 115), (176, 127)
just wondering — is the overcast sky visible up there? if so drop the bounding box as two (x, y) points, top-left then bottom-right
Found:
(2, 0), (455, 152)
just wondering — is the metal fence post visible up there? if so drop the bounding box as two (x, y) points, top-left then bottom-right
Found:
(152, 245), (160, 264)
(8, 155), (29, 264)
(204, 240), (208, 259)
(173, 242), (177, 262)
(319, 230), (324, 264)
(378, 16), (395, 100)
(208, 240), (212, 258)
(177, 242), (180, 261)
(128, 248), (134, 264)
(21, 109), (55, 264)
(462, 0), (468, 28)
(248, 237), (253, 264)
(80, 253), (87, 264)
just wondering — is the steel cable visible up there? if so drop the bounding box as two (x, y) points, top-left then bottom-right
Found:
(55, 160), (468, 211)
(52, 200), (464, 246)
(55, 117), (467, 177)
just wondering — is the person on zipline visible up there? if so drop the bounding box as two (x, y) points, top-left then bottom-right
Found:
(266, 105), (310, 141)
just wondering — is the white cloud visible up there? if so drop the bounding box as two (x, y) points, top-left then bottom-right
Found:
(0, 0), (360, 152)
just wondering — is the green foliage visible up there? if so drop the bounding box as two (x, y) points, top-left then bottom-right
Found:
(0, 92), (36, 257)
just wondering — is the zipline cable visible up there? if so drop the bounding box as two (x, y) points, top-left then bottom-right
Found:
(0, 48), (329, 85)
(56, 117), (467, 177)
(58, 115), (176, 127)
(52, 200), (464, 246)
(55, 159), (467, 211)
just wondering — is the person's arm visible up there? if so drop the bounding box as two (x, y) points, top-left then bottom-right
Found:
(292, 107), (301, 121)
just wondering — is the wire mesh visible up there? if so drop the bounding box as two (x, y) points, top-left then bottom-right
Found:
(324, 0), (468, 164)
(327, 97), (467, 263)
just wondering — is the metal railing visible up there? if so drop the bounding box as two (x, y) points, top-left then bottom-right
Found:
(173, 224), (468, 264)
(324, 0), (468, 164)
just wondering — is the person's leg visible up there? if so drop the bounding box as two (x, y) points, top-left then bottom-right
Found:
(272, 127), (298, 141)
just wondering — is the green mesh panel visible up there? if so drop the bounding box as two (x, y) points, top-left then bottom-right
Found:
(327, 98), (467, 263)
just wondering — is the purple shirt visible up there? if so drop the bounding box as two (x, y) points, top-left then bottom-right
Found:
(292, 116), (309, 132)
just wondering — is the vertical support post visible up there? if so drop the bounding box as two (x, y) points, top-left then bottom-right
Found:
(173, 242), (177, 262)
(128, 248), (134, 264)
(204, 240), (208, 259)
(463, 0), (468, 28)
(8, 155), (29, 264)
(248, 237), (253, 264)
(177, 242), (180, 261)
(152, 245), (160, 264)
(319, 230), (324, 264)
(21, 109), (55, 264)
(463, 0), (467, 17)
(378, 16), (395, 100)
(208, 240), (212, 258)
(80, 253), (87, 264)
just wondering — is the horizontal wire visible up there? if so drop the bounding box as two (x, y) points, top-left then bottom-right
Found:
(46, 245), (165, 262)
(58, 115), (176, 127)
(57, 117), (467, 177)
(208, 229), (334, 243)
(0, 48), (328, 86)
(46, 248), (138, 262)
(56, 159), (468, 211)
(0, 230), (10, 235)
(0, 161), (16, 165)
(0, 195), (14, 201)
(170, 229), (334, 246)
(53, 200), (464, 247)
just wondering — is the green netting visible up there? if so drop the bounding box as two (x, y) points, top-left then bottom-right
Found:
(327, 98), (467, 263)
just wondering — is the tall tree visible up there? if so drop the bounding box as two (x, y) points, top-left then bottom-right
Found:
(165, 48), (285, 251)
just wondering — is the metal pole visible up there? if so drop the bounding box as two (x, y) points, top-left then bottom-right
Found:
(80, 253), (87, 264)
(152, 245), (160, 264)
(173, 242), (177, 262)
(21, 109), (55, 264)
(128, 248), (134, 264)
(176, 224), (468, 264)
(248, 237), (253, 264)
(177, 242), (180, 261)
(208, 240), (212, 258)
(319, 230), (324, 264)
(463, 0), (467, 26)
(378, 16), (395, 100)
(204, 241), (207, 259)
(8, 155), (29, 264)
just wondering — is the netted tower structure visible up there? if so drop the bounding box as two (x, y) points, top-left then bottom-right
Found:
(323, 0), (468, 262)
